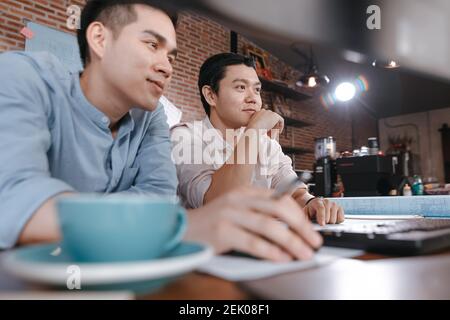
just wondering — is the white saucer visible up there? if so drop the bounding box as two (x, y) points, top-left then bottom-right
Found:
(2, 242), (212, 292)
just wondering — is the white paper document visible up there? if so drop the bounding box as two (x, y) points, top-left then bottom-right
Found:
(197, 247), (363, 281)
(313, 216), (419, 232)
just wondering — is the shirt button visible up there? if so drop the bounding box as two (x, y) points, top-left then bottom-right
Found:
(101, 116), (109, 124)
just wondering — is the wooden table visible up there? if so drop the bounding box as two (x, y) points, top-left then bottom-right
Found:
(2, 250), (448, 299)
(241, 251), (450, 299)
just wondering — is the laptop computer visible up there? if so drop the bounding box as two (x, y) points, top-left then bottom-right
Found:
(316, 218), (450, 255)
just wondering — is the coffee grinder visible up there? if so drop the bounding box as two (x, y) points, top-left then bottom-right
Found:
(313, 137), (338, 197)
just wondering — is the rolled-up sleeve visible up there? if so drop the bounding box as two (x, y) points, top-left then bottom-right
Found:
(268, 140), (300, 190)
(176, 164), (215, 209)
(170, 126), (214, 209)
(124, 104), (178, 197)
(0, 53), (74, 249)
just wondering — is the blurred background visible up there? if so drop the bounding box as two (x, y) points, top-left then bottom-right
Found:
(1, 0), (449, 194)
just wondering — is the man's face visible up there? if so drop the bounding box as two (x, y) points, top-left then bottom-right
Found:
(100, 5), (177, 111)
(210, 64), (262, 129)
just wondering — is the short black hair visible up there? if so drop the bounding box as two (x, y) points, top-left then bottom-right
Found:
(77, 0), (178, 67)
(198, 53), (256, 117)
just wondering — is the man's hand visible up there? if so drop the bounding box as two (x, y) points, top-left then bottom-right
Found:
(303, 198), (345, 226)
(247, 109), (284, 136)
(185, 187), (323, 262)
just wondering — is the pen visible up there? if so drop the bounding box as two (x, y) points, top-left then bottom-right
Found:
(271, 172), (312, 199)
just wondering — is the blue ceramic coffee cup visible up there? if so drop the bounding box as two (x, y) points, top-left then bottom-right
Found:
(56, 195), (186, 263)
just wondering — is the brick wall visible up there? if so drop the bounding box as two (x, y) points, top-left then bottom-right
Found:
(0, 0), (86, 51)
(164, 12), (230, 121)
(0, 1), (354, 170)
(166, 12), (354, 170)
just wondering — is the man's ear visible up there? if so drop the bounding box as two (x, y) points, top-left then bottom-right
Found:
(202, 85), (217, 109)
(86, 22), (109, 62)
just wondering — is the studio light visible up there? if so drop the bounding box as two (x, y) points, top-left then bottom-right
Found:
(335, 82), (356, 102)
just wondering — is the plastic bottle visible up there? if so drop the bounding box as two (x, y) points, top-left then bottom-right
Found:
(412, 175), (424, 195)
(403, 183), (412, 196)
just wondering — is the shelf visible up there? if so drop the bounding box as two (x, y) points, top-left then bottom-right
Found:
(281, 146), (313, 155)
(283, 117), (313, 128)
(260, 78), (312, 101)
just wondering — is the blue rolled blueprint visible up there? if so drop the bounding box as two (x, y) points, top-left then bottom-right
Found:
(327, 196), (450, 217)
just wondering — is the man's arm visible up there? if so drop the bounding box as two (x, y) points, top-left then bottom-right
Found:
(274, 160), (345, 225)
(17, 193), (75, 246)
(268, 137), (311, 204)
(204, 110), (284, 204)
(0, 52), (74, 249)
(268, 134), (344, 225)
(203, 129), (257, 203)
(292, 187), (315, 206)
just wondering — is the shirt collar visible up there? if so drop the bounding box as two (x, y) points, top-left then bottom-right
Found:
(73, 73), (134, 134)
(118, 111), (135, 138)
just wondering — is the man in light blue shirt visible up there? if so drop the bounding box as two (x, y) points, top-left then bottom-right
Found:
(0, 2), (179, 249)
(0, 50), (178, 248)
(0, 0), (323, 262)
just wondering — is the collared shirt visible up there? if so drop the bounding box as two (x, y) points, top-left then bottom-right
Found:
(170, 117), (298, 208)
(0, 51), (178, 249)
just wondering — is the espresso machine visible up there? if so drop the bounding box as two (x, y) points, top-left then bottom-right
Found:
(313, 136), (405, 197)
(336, 155), (395, 196)
(313, 137), (338, 197)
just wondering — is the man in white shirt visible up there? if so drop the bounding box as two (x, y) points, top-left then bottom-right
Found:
(171, 53), (344, 225)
